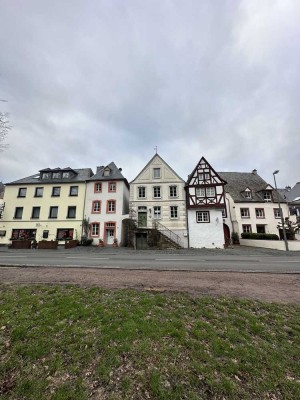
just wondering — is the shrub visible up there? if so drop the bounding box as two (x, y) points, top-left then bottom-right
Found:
(231, 232), (240, 244)
(241, 233), (279, 240)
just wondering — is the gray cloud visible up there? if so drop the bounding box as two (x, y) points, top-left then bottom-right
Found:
(0, 0), (299, 188)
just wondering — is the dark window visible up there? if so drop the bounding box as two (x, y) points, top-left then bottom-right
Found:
(31, 207), (40, 219)
(35, 187), (44, 197)
(67, 206), (76, 218)
(169, 186), (177, 197)
(11, 229), (36, 240)
(70, 186), (78, 196)
(257, 225), (266, 234)
(52, 187), (61, 197)
(170, 206), (178, 219)
(18, 188), (27, 197)
(14, 207), (23, 219)
(43, 230), (49, 239)
(138, 187), (146, 198)
(242, 224), (252, 233)
(49, 206), (58, 219)
(153, 186), (161, 198)
(56, 228), (73, 240)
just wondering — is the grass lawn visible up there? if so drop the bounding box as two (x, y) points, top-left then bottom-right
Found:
(0, 285), (299, 399)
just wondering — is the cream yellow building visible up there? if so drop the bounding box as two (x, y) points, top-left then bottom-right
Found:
(0, 167), (93, 245)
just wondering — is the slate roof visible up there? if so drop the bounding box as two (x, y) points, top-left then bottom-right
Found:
(279, 182), (300, 203)
(88, 162), (129, 187)
(218, 172), (284, 203)
(5, 168), (94, 185)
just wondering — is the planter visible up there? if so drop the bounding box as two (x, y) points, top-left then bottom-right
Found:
(65, 240), (79, 249)
(10, 240), (32, 249)
(38, 240), (58, 250)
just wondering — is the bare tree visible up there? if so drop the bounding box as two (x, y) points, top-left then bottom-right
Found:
(0, 112), (11, 151)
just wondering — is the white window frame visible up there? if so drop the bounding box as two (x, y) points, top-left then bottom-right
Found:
(91, 223), (99, 237)
(206, 187), (215, 197)
(153, 206), (161, 219)
(273, 208), (281, 219)
(263, 191), (272, 202)
(196, 188), (205, 197)
(153, 168), (161, 179)
(153, 186), (161, 198)
(170, 206), (178, 219)
(242, 224), (252, 233)
(138, 186), (146, 198)
(169, 186), (177, 198)
(196, 211), (210, 223)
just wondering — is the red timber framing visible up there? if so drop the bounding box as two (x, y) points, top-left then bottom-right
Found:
(185, 157), (227, 209)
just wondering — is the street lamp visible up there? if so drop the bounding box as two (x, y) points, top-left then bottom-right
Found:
(273, 170), (289, 251)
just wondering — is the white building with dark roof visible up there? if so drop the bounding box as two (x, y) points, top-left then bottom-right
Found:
(84, 162), (129, 246)
(219, 170), (291, 238)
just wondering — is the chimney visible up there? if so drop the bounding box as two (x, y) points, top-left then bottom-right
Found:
(96, 166), (104, 173)
(252, 169), (257, 175)
(119, 168), (122, 171)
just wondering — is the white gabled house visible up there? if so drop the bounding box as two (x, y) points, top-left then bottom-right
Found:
(85, 162), (129, 246)
(129, 153), (188, 248)
(186, 157), (229, 248)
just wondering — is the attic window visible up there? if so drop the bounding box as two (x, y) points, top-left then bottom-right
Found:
(42, 172), (51, 179)
(62, 172), (70, 178)
(245, 191), (252, 199)
(104, 168), (110, 176)
(263, 191), (272, 202)
(52, 172), (61, 179)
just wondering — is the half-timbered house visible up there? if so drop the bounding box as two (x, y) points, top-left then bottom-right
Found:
(186, 157), (229, 248)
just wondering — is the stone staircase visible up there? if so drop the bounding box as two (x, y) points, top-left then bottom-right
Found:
(151, 221), (183, 249)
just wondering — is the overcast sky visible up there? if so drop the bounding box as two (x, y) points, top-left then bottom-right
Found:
(0, 0), (299, 188)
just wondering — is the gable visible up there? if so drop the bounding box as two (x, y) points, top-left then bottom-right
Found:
(131, 154), (184, 184)
(187, 157), (226, 186)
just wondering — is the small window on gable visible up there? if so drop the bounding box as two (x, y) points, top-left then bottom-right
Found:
(153, 168), (161, 179)
(204, 173), (210, 180)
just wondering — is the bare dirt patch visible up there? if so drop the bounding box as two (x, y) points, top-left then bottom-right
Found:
(0, 266), (299, 304)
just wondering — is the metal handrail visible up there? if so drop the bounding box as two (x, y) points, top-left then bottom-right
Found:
(152, 221), (182, 247)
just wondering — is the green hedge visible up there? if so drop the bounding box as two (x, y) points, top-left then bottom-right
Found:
(241, 233), (279, 240)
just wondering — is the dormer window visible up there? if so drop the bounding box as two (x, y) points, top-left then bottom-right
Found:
(52, 172), (61, 179)
(245, 191), (252, 199)
(62, 172), (70, 179)
(42, 172), (51, 179)
(263, 191), (272, 202)
(104, 168), (110, 177)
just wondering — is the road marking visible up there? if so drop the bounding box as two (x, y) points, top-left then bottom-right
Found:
(0, 256), (27, 258)
(66, 257), (109, 260)
(155, 258), (195, 261)
(271, 260), (300, 263)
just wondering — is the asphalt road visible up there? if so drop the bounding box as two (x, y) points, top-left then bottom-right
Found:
(1, 247), (300, 273)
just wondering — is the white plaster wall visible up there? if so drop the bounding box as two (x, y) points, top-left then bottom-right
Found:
(84, 181), (129, 245)
(188, 209), (224, 248)
(240, 239), (300, 251)
(225, 194), (291, 237)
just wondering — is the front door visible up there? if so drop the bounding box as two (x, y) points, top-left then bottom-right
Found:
(106, 229), (114, 245)
(138, 212), (147, 227)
